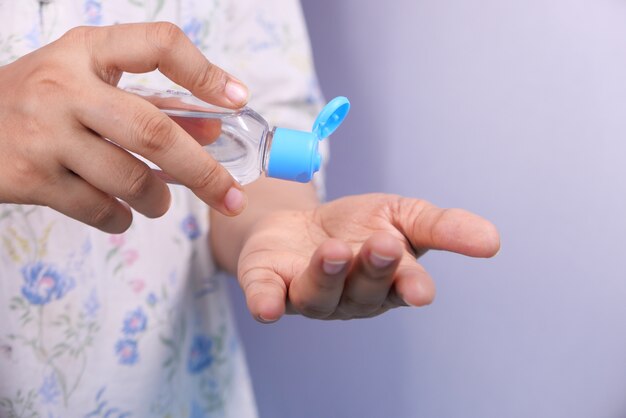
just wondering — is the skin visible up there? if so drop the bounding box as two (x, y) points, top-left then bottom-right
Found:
(1, 23), (501, 322)
(211, 179), (500, 322)
(0, 23), (250, 234)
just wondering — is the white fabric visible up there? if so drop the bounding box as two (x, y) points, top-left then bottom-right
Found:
(0, 1), (325, 417)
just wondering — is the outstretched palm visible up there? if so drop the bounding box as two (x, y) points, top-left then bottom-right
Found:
(237, 193), (500, 322)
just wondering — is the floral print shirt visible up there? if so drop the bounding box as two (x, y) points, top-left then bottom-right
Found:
(0, 1), (325, 417)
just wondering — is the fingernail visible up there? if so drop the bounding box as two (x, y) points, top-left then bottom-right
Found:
(369, 252), (395, 269)
(322, 259), (347, 275)
(258, 314), (278, 324)
(224, 187), (246, 213)
(225, 80), (249, 106)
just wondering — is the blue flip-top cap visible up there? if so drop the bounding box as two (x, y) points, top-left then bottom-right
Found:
(267, 96), (350, 183)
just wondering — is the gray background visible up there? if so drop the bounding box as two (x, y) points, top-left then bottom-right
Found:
(227, 1), (626, 417)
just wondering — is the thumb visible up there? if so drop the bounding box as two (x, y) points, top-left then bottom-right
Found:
(239, 268), (287, 323)
(393, 197), (501, 258)
(82, 22), (249, 108)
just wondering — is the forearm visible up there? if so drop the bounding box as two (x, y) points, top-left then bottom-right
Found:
(210, 176), (320, 274)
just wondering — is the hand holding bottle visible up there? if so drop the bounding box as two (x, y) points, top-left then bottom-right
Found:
(235, 193), (500, 321)
(130, 87), (349, 185)
(0, 23), (249, 233)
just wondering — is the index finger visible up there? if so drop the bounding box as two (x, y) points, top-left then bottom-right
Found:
(77, 84), (246, 216)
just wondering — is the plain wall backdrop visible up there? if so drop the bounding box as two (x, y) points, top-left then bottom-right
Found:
(227, 1), (626, 417)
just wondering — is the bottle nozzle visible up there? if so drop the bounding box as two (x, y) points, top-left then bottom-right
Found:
(267, 97), (350, 183)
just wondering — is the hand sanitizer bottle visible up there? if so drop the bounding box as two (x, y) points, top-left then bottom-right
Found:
(125, 86), (350, 185)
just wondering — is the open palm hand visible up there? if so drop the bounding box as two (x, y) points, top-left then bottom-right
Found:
(237, 193), (500, 322)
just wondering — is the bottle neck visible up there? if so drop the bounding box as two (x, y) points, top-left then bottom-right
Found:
(260, 127), (275, 174)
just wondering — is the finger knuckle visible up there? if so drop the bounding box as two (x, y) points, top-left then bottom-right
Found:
(25, 63), (69, 98)
(62, 25), (94, 44)
(315, 279), (342, 293)
(340, 296), (380, 316)
(129, 111), (175, 155)
(425, 208), (449, 245)
(362, 264), (394, 280)
(242, 276), (286, 308)
(193, 62), (226, 94)
(149, 21), (184, 52)
(12, 156), (38, 181)
(190, 161), (221, 190)
(125, 164), (153, 201)
(8, 158), (47, 203)
(242, 277), (273, 298)
(296, 302), (332, 320)
(88, 198), (118, 229)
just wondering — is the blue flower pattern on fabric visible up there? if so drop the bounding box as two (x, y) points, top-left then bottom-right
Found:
(189, 400), (205, 418)
(21, 262), (75, 305)
(84, 386), (132, 418)
(115, 339), (139, 365)
(84, 0), (103, 25)
(83, 288), (100, 318)
(122, 308), (147, 335)
(146, 292), (157, 306)
(24, 22), (41, 49)
(183, 18), (204, 48)
(0, 1), (313, 415)
(187, 335), (214, 374)
(38, 372), (61, 405)
(181, 214), (201, 240)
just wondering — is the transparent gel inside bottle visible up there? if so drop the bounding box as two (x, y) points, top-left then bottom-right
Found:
(125, 86), (350, 185)
(127, 86), (271, 185)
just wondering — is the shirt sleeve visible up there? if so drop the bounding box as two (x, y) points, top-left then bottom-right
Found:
(218, 0), (330, 200)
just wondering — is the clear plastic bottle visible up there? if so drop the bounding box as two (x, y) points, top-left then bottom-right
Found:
(126, 86), (350, 185)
